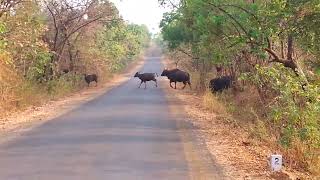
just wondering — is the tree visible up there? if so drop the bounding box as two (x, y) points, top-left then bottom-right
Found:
(160, 0), (320, 172)
(0, 0), (24, 17)
(0, 0), (49, 79)
(97, 21), (151, 71)
(44, 0), (118, 77)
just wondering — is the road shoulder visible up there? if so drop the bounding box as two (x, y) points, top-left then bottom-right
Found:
(160, 57), (227, 180)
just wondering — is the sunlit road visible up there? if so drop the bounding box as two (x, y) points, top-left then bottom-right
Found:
(0, 48), (224, 179)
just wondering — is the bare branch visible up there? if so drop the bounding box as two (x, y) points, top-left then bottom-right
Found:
(207, 2), (249, 36)
(159, 0), (180, 10)
(0, 0), (24, 17)
(220, 4), (261, 25)
(177, 48), (199, 59)
(46, 4), (59, 50)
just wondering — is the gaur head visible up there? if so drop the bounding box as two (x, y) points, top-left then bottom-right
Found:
(62, 69), (69, 74)
(134, 72), (140, 77)
(161, 69), (169, 76)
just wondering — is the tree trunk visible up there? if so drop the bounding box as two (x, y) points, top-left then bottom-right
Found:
(281, 40), (285, 59)
(199, 58), (207, 92)
(287, 34), (294, 61)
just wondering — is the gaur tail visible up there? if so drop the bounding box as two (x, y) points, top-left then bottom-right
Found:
(187, 72), (192, 89)
(186, 72), (190, 79)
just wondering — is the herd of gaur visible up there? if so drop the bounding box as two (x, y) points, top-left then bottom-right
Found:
(134, 68), (233, 93)
(83, 68), (232, 93)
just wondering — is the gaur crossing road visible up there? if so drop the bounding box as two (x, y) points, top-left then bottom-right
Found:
(0, 48), (224, 180)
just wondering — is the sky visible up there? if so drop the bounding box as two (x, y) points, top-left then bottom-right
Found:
(109, 0), (168, 34)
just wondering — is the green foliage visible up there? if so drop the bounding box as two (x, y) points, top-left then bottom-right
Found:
(161, 0), (320, 64)
(45, 74), (84, 97)
(97, 21), (150, 71)
(160, 11), (193, 50)
(160, 0), (320, 173)
(153, 33), (165, 47)
(0, 0), (150, 118)
(243, 63), (320, 166)
(27, 52), (52, 82)
(1, 1), (50, 77)
(0, 22), (7, 51)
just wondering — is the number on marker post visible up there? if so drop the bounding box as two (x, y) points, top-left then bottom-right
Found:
(270, 154), (282, 172)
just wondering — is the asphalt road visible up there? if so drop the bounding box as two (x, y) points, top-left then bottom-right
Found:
(0, 49), (223, 180)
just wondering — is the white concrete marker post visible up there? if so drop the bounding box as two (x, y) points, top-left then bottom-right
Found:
(83, 14), (88, 20)
(270, 154), (283, 172)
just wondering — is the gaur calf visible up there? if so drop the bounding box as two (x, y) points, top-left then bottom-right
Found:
(161, 68), (191, 89)
(209, 76), (232, 93)
(134, 72), (158, 89)
(84, 74), (98, 87)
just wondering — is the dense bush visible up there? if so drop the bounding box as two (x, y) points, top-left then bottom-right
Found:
(97, 22), (150, 71)
(245, 64), (320, 170)
(159, 0), (320, 174)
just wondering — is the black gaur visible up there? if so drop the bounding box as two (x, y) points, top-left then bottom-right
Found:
(161, 68), (191, 89)
(134, 72), (158, 89)
(62, 69), (69, 74)
(209, 76), (232, 93)
(84, 74), (98, 87)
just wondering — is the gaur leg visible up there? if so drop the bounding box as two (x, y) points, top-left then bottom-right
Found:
(182, 81), (187, 89)
(174, 82), (177, 89)
(144, 81), (147, 89)
(153, 79), (157, 87)
(169, 80), (174, 88)
(138, 80), (143, 88)
(188, 81), (192, 89)
(95, 80), (98, 87)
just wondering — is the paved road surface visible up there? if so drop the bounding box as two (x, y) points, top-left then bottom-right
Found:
(0, 49), (223, 179)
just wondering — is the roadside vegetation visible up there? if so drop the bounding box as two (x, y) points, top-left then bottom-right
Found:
(0, 0), (150, 117)
(158, 0), (320, 176)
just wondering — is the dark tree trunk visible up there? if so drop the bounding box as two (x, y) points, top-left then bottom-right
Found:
(287, 34), (294, 61)
(281, 40), (285, 59)
(199, 58), (207, 92)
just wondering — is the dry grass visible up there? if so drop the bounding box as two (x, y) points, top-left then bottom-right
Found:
(282, 139), (320, 177)
(200, 82), (319, 178)
(0, 74), (86, 119)
(0, 59), (22, 117)
(308, 149), (320, 176)
(227, 87), (320, 176)
(202, 91), (227, 114)
(0, 51), (145, 132)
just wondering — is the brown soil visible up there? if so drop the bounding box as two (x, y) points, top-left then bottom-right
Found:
(0, 53), (145, 143)
(161, 57), (311, 180)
